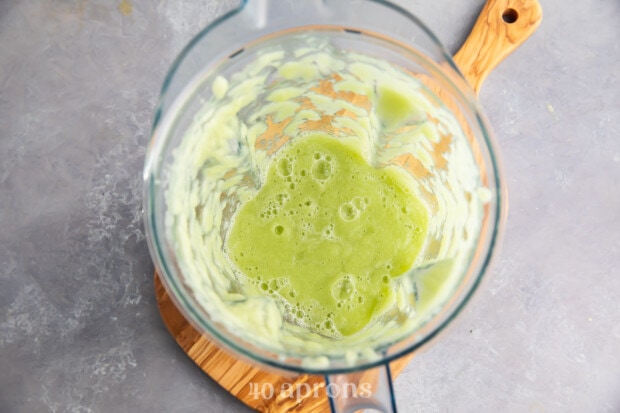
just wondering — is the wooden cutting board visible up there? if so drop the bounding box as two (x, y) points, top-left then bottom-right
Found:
(154, 1), (542, 411)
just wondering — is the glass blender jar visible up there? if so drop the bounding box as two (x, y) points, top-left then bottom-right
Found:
(143, 0), (520, 411)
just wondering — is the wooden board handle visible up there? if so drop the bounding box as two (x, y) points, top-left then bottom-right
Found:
(453, 0), (543, 95)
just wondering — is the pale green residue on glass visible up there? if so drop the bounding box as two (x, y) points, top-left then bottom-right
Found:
(164, 33), (487, 364)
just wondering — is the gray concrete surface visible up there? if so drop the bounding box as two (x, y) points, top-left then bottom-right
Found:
(0, 0), (618, 412)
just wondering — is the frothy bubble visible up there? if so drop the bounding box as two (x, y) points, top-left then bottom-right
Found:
(339, 202), (360, 221)
(276, 193), (290, 206)
(321, 224), (337, 241)
(331, 275), (356, 301)
(277, 157), (293, 177)
(352, 196), (369, 210)
(312, 159), (332, 181)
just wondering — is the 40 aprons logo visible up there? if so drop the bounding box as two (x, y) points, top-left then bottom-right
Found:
(248, 381), (372, 400)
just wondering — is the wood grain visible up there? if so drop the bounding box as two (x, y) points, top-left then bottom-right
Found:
(153, 0), (542, 411)
(453, 0), (543, 95)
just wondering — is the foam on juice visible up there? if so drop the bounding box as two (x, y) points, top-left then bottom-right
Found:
(225, 133), (429, 337)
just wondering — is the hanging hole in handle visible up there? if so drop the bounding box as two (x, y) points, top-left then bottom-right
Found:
(502, 8), (519, 24)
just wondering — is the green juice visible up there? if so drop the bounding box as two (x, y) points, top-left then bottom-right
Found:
(226, 133), (429, 337)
